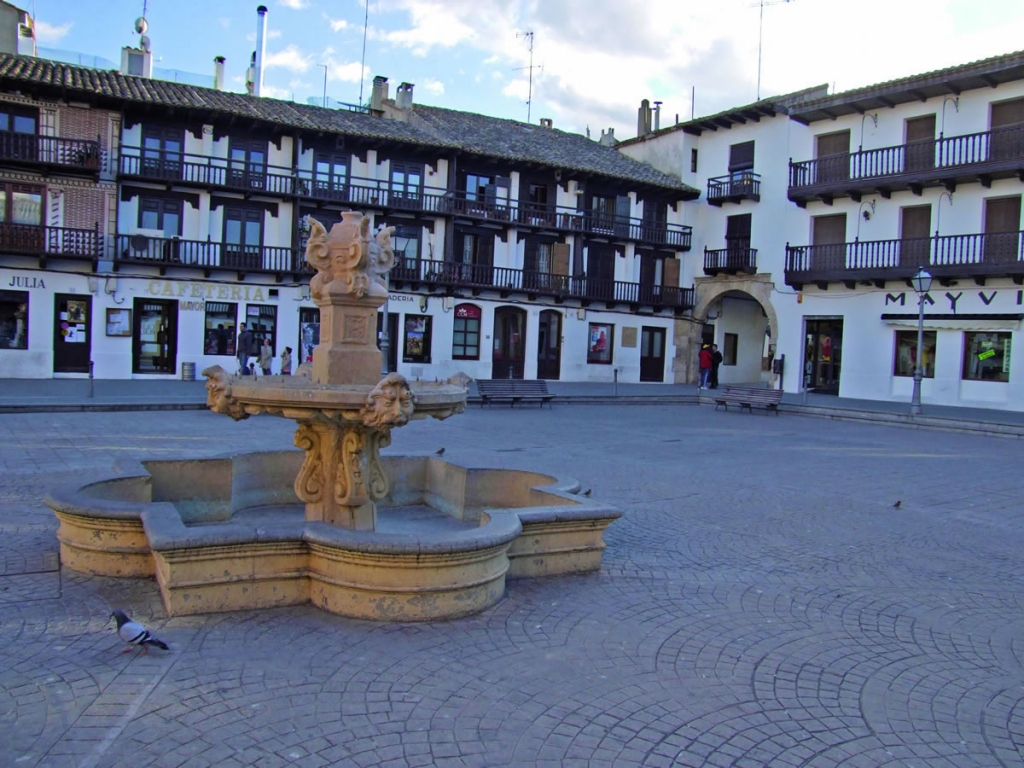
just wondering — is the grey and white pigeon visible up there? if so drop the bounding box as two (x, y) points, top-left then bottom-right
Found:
(111, 610), (169, 654)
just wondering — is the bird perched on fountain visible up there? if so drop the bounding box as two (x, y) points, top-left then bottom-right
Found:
(582, 488), (592, 497)
(111, 610), (169, 654)
(435, 447), (445, 456)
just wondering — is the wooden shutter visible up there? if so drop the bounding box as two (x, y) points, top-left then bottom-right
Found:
(905, 115), (935, 143)
(662, 256), (679, 287)
(985, 197), (1022, 233)
(991, 98), (1024, 129)
(476, 233), (494, 267)
(728, 141), (755, 172)
(726, 213), (752, 240)
(905, 115), (936, 171)
(900, 206), (931, 239)
(812, 214), (847, 245)
(815, 130), (850, 158)
(552, 242), (570, 275)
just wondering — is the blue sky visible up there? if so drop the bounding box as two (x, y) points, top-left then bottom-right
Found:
(32, 0), (1024, 138)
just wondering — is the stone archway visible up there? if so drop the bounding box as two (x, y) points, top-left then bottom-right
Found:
(671, 274), (779, 385)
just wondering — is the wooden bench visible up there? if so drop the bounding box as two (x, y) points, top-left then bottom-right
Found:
(476, 379), (554, 408)
(713, 385), (783, 415)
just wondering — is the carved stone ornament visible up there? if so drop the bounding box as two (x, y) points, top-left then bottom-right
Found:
(446, 371), (473, 389)
(201, 365), (249, 421)
(305, 213), (395, 301)
(360, 373), (415, 431)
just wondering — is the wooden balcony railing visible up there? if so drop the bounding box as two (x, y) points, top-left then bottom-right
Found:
(120, 151), (295, 195)
(789, 125), (1024, 201)
(784, 230), (1024, 287)
(115, 233), (299, 274)
(0, 222), (101, 262)
(704, 246), (758, 275)
(706, 172), (761, 206)
(389, 259), (693, 310)
(0, 132), (101, 172)
(509, 202), (692, 249)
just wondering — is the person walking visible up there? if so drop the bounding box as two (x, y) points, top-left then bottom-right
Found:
(259, 338), (273, 376)
(280, 346), (293, 375)
(698, 344), (712, 390)
(710, 343), (723, 389)
(237, 323), (254, 375)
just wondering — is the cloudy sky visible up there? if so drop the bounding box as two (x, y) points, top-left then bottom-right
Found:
(34, 0), (1024, 138)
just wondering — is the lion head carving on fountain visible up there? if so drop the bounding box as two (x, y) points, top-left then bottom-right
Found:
(361, 373), (415, 430)
(201, 365), (249, 421)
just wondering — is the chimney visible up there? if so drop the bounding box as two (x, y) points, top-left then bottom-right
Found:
(637, 99), (651, 137)
(539, 118), (553, 129)
(121, 15), (153, 78)
(213, 56), (226, 91)
(653, 101), (662, 131)
(253, 5), (268, 97)
(396, 82), (415, 109)
(370, 75), (389, 113)
(598, 127), (616, 147)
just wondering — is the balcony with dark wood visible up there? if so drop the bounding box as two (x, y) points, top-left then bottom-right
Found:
(704, 245), (758, 276)
(788, 125), (1024, 205)
(508, 203), (692, 250)
(388, 259), (694, 312)
(114, 233), (300, 278)
(707, 172), (761, 206)
(0, 132), (101, 175)
(297, 174), (448, 214)
(784, 230), (1024, 288)
(0, 223), (102, 267)
(120, 150), (295, 196)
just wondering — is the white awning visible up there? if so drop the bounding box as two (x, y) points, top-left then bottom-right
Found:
(881, 314), (1023, 332)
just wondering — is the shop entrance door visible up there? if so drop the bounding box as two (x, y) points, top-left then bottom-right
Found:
(804, 318), (843, 394)
(640, 326), (666, 382)
(492, 306), (526, 379)
(52, 294), (92, 373)
(536, 309), (561, 380)
(376, 311), (399, 373)
(133, 298), (177, 374)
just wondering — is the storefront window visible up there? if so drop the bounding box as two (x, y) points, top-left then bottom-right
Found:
(893, 330), (936, 377)
(204, 302), (237, 356)
(962, 332), (1011, 382)
(0, 289), (28, 349)
(246, 304), (277, 355)
(299, 307), (319, 363)
(403, 316), (432, 363)
(452, 303), (481, 360)
(587, 322), (614, 364)
(0, 183), (43, 225)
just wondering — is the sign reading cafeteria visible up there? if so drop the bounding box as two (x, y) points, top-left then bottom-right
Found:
(145, 280), (268, 302)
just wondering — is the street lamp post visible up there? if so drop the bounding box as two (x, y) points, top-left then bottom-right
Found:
(910, 267), (933, 415)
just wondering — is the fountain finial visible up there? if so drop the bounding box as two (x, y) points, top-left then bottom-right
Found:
(306, 214), (395, 301)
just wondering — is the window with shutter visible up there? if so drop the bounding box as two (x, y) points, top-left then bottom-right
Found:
(728, 141), (755, 173)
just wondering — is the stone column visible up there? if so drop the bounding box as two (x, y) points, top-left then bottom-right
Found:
(312, 290), (384, 386)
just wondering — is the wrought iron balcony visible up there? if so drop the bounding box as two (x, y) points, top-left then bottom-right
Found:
(0, 132), (101, 173)
(389, 259), (693, 311)
(704, 246), (758, 276)
(0, 222), (102, 265)
(115, 233), (299, 276)
(295, 174), (448, 214)
(507, 202), (692, 249)
(784, 230), (1024, 288)
(119, 150), (296, 195)
(788, 125), (1024, 205)
(706, 172), (761, 206)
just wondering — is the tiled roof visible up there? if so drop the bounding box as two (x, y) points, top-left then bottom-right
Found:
(400, 103), (700, 197)
(0, 54), (451, 147)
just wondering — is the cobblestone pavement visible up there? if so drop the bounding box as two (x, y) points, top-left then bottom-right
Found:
(2, 406), (1024, 767)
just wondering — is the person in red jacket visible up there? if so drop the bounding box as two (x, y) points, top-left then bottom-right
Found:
(698, 344), (712, 389)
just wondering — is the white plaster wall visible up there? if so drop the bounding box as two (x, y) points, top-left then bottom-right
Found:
(712, 296), (768, 385)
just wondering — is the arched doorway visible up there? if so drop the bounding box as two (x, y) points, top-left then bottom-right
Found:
(681, 276), (779, 387)
(536, 309), (561, 380)
(492, 306), (526, 379)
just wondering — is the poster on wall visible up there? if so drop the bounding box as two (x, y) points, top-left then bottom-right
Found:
(106, 308), (132, 337)
(300, 322), (319, 363)
(66, 300), (87, 324)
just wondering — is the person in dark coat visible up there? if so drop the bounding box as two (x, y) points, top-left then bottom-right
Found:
(237, 323), (254, 375)
(710, 343), (723, 389)
(698, 344), (712, 389)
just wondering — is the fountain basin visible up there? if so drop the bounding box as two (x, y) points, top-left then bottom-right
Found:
(47, 452), (620, 621)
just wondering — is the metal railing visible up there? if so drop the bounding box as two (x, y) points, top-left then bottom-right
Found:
(0, 222), (101, 259)
(119, 151), (295, 195)
(389, 258), (694, 309)
(509, 201), (692, 248)
(0, 132), (101, 170)
(707, 172), (761, 202)
(115, 233), (298, 273)
(789, 125), (1024, 190)
(784, 231), (1024, 283)
(704, 246), (757, 273)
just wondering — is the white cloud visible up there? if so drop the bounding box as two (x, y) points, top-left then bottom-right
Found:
(325, 15), (348, 32)
(421, 78), (444, 96)
(277, 0), (309, 8)
(218, 17), (231, 29)
(247, 29), (283, 43)
(263, 44), (312, 73)
(35, 20), (72, 43)
(261, 83), (293, 99)
(329, 61), (369, 83)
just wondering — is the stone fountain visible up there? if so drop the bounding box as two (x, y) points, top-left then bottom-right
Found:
(46, 213), (621, 621)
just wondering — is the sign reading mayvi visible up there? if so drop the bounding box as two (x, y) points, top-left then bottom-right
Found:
(145, 280), (271, 303)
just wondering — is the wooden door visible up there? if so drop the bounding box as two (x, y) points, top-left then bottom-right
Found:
(905, 115), (936, 172)
(132, 298), (177, 374)
(984, 196), (1022, 263)
(725, 213), (752, 270)
(990, 98), (1024, 161)
(536, 309), (561, 380)
(899, 205), (932, 268)
(640, 326), (665, 382)
(52, 293), (91, 373)
(638, 251), (661, 304)
(815, 130), (850, 183)
(587, 244), (615, 300)
(491, 306), (526, 379)
(812, 214), (847, 270)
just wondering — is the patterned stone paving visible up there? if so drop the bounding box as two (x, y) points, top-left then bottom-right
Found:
(1, 406), (1023, 767)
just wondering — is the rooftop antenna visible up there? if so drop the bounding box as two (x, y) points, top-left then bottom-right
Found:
(751, 0), (793, 100)
(357, 0), (369, 106)
(135, 0), (150, 51)
(515, 31), (542, 123)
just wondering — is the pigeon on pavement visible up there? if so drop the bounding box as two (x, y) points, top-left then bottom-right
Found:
(582, 488), (592, 497)
(893, 500), (902, 509)
(111, 610), (169, 654)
